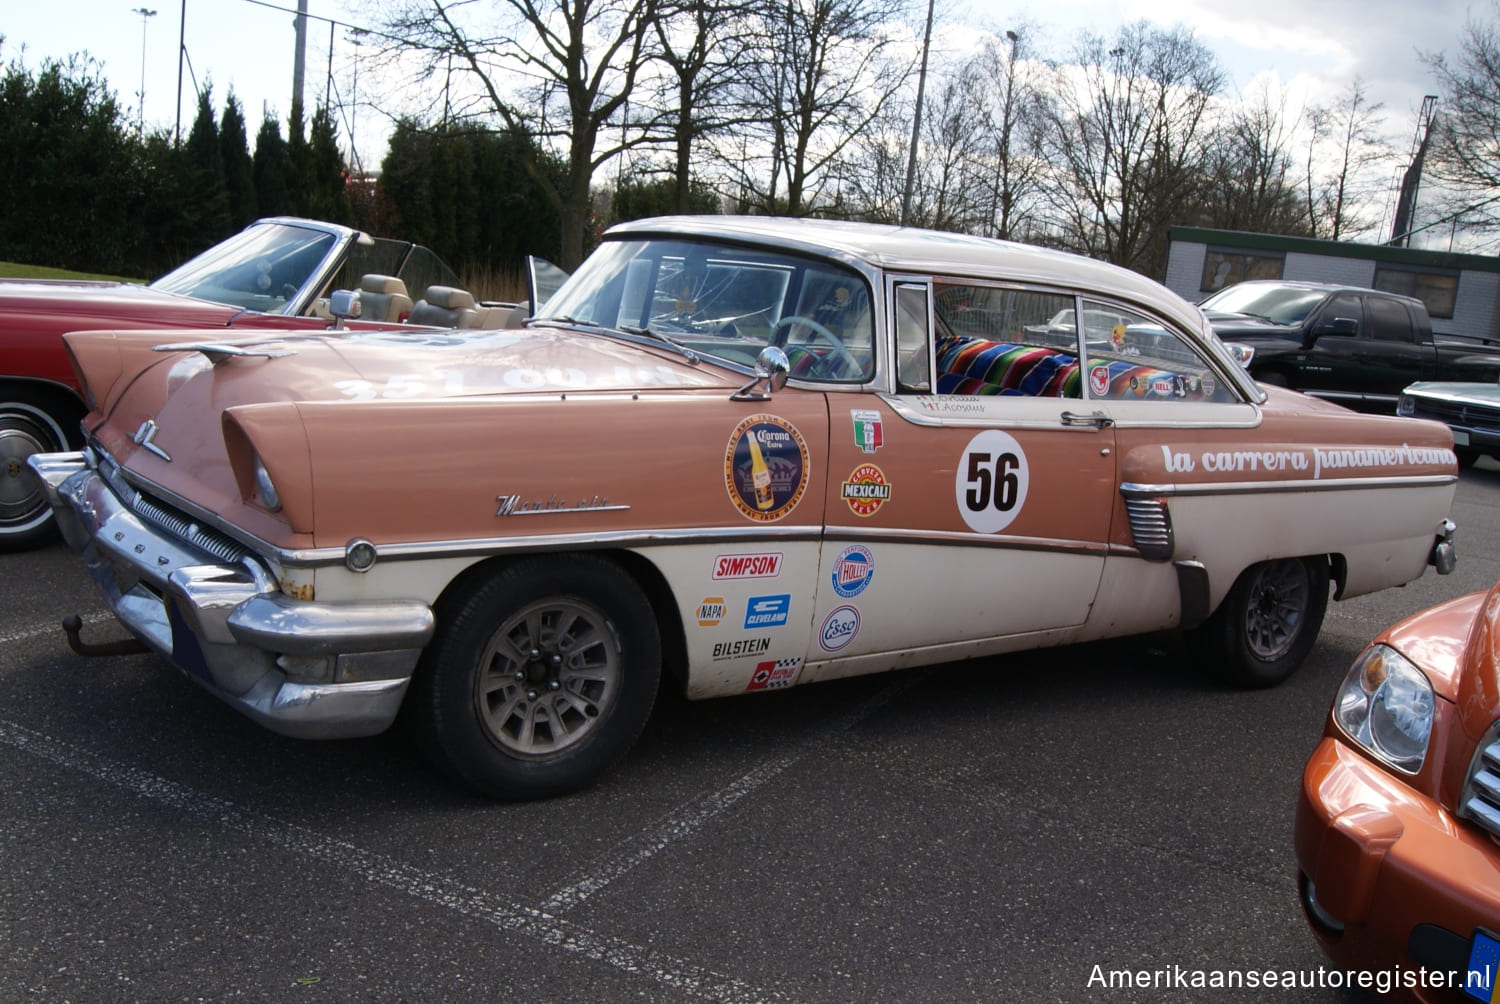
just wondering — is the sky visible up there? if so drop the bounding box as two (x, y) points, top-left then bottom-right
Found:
(4, 0), (1487, 235)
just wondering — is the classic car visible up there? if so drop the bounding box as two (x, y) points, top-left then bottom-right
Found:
(1400, 380), (1500, 467)
(29, 215), (1461, 799)
(1202, 280), (1500, 412)
(0, 216), (466, 550)
(1295, 577), (1500, 1002)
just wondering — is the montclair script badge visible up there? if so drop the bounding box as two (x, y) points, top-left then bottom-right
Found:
(495, 492), (630, 516)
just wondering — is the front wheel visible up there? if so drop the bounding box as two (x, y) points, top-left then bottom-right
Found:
(1186, 557), (1330, 688)
(407, 555), (661, 799)
(0, 388), (80, 552)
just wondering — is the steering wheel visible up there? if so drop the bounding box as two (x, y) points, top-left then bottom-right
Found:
(769, 314), (861, 379)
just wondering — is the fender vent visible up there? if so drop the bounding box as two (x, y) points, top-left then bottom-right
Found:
(1123, 495), (1174, 562)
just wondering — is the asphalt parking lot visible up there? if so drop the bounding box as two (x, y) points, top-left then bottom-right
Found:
(3, 460), (1498, 1002)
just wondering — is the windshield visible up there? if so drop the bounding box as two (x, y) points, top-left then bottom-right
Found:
(151, 221), (342, 315)
(535, 237), (876, 382)
(1199, 283), (1328, 325)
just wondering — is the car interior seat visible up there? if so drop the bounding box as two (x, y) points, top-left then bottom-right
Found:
(358, 274), (414, 323)
(408, 285), (481, 328)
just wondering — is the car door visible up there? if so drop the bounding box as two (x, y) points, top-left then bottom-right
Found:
(801, 277), (1118, 681)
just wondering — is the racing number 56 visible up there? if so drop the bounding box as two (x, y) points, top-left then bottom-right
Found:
(954, 430), (1030, 534)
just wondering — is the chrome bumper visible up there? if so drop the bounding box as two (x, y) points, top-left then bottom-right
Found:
(28, 451), (434, 739)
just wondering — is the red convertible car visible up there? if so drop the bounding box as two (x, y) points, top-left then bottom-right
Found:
(0, 217), (463, 550)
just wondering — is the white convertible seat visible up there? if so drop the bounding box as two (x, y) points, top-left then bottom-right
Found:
(408, 285), (480, 328)
(358, 274), (413, 323)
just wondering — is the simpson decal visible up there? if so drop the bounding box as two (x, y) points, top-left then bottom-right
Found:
(746, 657), (803, 692)
(696, 597), (726, 627)
(830, 545), (875, 598)
(956, 430), (1029, 534)
(818, 606), (860, 653)
(840, 464), (891, 517)
(724, 415), (810, 522)
(851, 409), (884, 453)
(711, 552), (784, 580)
(744, 594), (792, 629)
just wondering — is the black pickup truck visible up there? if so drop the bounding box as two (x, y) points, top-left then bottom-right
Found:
(1200, 280), (1500, 412)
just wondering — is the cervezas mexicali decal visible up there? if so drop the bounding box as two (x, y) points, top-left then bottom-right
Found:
(841, 463), (891, 517)
(724, 414), (810, 522)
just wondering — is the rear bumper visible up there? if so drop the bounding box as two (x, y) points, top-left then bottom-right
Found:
(1294, 735), (1500, 1002)
(29, 450), (434, 739)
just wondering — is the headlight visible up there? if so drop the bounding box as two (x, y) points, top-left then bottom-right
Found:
(1333, 644), (1434, 774)
(252, 455), (282, 512)
(1397, 394), (1415, 417)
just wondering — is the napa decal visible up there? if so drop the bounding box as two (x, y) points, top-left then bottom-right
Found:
(696, 597), (726, 627)
(745, 657), (802, 692)
(744, 594), (792, 629)
(830, 545), (875, 599)
(712, 637), (773, 661)
(841, 464), (891, 517)
(724, 415), (811, 523)
(956, 430), (1029, 534)
(851, 409), (883, 453)
(711, 552), (784, 580)
(818, 606), (860, 652)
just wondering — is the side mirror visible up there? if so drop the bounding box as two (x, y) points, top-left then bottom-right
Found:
(731, 346), (791, 401)
(1310, 316), (1358, 339)
(327, 289), (362, 330)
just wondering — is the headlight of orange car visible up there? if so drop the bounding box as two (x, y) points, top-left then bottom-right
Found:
(1333, 644), (1434, 774)
(252, 454), (282, 512)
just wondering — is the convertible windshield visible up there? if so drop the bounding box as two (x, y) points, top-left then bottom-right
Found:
(1199, 283), (1328, 325)
(535, 238), (876, 382)
(152, 221), (341, 314)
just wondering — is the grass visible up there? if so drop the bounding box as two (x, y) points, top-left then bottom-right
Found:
(0, 261), (137, 282)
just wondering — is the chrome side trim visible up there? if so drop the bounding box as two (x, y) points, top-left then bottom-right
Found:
(1122, 495), (1173, 561)
(1121, 474), (1456, 498)
(1174, 560), (1210, 629)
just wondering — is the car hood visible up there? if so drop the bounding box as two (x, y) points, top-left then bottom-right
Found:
(0, 277), (242, 328)
(1202, 310), (1298, 340)
(1404, 380), (1500, 407)
(68, 323), (740, 547)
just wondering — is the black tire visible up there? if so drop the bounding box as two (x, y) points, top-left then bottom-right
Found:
(407, 555), (661, 799)
(1455, 447), (1482, 468)
(1186, 556), (1330, 689)
(0, 386), (81, 553)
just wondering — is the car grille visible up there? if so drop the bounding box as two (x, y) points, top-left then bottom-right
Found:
(1461, 722), (1500, 840)
(1408, 398), (1500, 432)
(131, 491), (252, 565)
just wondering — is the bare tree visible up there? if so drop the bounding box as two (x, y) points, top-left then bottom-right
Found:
(1194, 81), (1308, 235)
(1302, 77), (1392, 241)
(972, 27), (1046, 240)
(1422, 6), (1500, 237)
(378, 0), (658, 268)
(717, 0), (913, 216)
(1037, 22), (1222, 276)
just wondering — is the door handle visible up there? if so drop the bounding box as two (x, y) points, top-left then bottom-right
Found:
(1061, 410), (1113, 428)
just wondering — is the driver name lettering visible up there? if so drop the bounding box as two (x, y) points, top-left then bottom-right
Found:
(1160, 443), (1457, 479)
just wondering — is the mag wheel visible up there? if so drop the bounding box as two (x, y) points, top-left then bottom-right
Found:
(1187, 556), (1329, 689)
(409, 555), (661, 799)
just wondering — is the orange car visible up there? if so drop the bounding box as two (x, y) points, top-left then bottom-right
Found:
(1296, 579), (1500, 1002)
(30, 216), (1461, 799)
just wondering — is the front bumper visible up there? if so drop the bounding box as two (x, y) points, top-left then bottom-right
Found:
(28, 450), (434, 739)
(1295, 735), (1500, 1001)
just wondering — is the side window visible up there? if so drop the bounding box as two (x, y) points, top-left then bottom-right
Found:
(1366, 296), (1415, 342)
(931, 283), (1081, 398)
(1078, 299), (1236, 403)
(1316, 293), (1363, 334)
(893, 284), (931, 392)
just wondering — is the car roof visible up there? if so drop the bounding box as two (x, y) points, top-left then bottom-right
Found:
(606, 215), (1208, 335)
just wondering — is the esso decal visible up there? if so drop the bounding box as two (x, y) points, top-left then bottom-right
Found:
(818, 605), (861, 652)
(955, 430), (1029, 534)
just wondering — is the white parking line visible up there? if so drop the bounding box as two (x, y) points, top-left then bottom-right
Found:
(539, 671), (925, 915)
(0, 718), (791, 1003)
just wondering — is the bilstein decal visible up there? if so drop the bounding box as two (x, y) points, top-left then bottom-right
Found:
(841, 464), (891, 517)
(713, 637), (772, 661)
(724, 415), (810, 522)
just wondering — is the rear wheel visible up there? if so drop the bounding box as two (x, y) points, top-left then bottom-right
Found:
(0, 388), (81, 552)
(1455, 447), (1482, 468)
(407, 555), (661, 799)
(1186, 557), (1330, 688)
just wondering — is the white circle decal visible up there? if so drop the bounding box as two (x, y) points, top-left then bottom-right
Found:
(954, 430), (1030, 534)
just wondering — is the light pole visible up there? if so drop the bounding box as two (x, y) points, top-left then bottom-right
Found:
(900, 0), (935, 227)
(131, 6), (157, 133)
